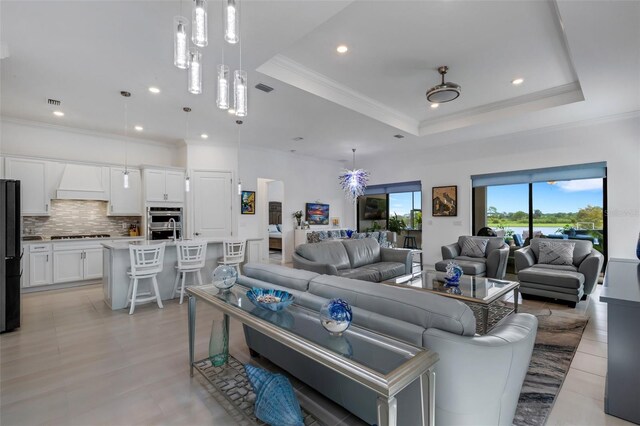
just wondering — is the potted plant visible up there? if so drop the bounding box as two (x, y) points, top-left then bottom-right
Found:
(292, 210), (303, 228)
(387, 213), (407, 234)
(504, 228), (515, 246)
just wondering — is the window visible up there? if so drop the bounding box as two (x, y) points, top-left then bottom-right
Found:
(357, 181), (422, 232)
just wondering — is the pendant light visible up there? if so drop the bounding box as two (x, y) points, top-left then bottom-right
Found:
(339, 148), (369, 200)
(232, 0), (247, 117)
(191, 0), (208, 47)
(216, 4), (229, 110)
(120, 91), (132, 189)
(224, 0), (239, 44)
(183, 107), (192, 192)
(188, 47), (202, 94)
(173, 16), (189, 69)
(236, 119), (242, 195)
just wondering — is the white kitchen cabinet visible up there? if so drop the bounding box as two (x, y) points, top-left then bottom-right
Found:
(165, 171), (185, 202)
(53, 244), (106, 283)
(109, 168), (142, 215)
(28, 249), (53, 286)
(83, 248), (104, 280)
(53, 250), (85, 283)
(143, 168), (185, 203)
(5, 158), (50, 215)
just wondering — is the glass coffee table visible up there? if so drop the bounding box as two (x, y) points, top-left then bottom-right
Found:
(384, 271), (519, 334)
(186, 284), (439, 426)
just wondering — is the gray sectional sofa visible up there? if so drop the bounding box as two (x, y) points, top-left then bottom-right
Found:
(292, 238), (412, 282)
(238, 263), (538, 426)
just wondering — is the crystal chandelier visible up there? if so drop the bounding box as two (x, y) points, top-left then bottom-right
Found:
(339, 149), (369, 199)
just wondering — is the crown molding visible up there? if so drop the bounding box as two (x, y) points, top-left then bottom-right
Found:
(257, 55), (420, 135)
(0, 116), (180, 148)
(418, 81), (584, 136)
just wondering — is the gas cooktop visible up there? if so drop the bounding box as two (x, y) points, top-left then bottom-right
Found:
(50, 234), (112, 240)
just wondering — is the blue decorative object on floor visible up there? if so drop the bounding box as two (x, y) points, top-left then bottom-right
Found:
(445, 261), (463, 285)
(244, 364), (304, 426)
(246, 288), (295, 312)
(320, 298), (353, 336)
(636, 232), (640, 260)
(212, 265), (238, 290)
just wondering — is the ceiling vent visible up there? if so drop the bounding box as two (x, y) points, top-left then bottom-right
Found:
(255, 83), (274, 93)
(292, 137), (304, 141)
(47, 99), (61, 106)
(393, 134), (405, 139)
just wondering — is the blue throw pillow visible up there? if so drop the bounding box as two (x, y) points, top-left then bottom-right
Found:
(340, 229), (347, 238)
(244, 364), (304, 426)
(378, 232), (388, 246)
(318, 230), (329, 240)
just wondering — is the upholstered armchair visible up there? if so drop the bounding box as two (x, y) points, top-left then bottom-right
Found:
(515, 238), (604, 307)
(435, 236), (510, 279)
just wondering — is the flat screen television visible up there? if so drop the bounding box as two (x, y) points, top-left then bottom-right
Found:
(305, 203), (330, 225)
(363, 197), (386, 220)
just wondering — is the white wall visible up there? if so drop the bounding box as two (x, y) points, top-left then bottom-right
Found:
(267, 181), (284, 203)
(360, 114), (640, 266)
(238, 146), (348, 261)
(1, 119), (182, 167)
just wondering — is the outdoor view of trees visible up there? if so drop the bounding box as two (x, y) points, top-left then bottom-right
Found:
(487, 205), (604, 230)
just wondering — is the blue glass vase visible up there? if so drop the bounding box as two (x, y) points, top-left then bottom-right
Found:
(320, 299), (352, 336)
(636, 232), (640, 261)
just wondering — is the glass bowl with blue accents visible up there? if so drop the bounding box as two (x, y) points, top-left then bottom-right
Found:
(246, 288), (295, 312)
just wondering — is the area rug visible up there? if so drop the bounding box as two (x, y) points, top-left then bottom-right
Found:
(194, 356), (323, 426)
(512, 305), (589, 426)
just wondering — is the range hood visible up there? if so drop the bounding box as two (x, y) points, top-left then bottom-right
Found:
(56, 164), (108, 200)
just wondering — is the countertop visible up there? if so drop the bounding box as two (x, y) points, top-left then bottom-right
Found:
(22, 236), (144, 244)
(600, 258), (640, 307)
(102, 237), (263, 250)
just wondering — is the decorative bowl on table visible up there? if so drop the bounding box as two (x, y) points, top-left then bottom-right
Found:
(320, 299), (353, 336)
(212, 265), (238, 291)
(246, 288), (295, 312)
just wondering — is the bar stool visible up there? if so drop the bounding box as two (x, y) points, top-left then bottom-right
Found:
(172, 240), (208, 304)
(127, 243), (165, 315)
(218, 240), (246, 275)
(403, 235), (418, 249)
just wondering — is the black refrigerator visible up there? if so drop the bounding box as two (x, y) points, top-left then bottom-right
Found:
(1, 179), (21, 333)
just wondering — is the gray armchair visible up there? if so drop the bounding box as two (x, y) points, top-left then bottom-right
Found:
(435, 236), (509, 279)
(515, 238), (604, 307)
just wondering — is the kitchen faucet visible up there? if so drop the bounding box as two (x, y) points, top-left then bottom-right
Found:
(168, 218), (178, 241)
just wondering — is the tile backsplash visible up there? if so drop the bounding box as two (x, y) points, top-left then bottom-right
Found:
(22, 200), (141, 238)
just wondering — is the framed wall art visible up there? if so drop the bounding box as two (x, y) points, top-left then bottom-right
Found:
(432, 185), (457, 217)
(305, 203), (330, 225)
(241, 191), (256, 215)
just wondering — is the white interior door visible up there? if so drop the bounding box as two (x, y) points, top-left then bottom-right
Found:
(193, 171), (232, 238)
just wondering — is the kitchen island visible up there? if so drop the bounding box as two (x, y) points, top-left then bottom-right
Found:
(102, 238), (262, 310)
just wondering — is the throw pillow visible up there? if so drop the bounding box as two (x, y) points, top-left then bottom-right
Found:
(369, 232), (380, 242)
(244, 364), (304, 426)
(378, 232), (388, 247)
(460, 238), (489, 258)
(318, 230), (329, 240)
(538, 241), (575, 266)
(276, 224), (282, 232)
(339, 229), (347, 238)
(307, 232), (320, 243)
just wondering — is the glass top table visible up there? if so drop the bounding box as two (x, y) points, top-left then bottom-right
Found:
(384, 271), (520, 334)
(186, 284), (438, 426)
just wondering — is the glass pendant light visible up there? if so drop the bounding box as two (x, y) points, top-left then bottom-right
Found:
(188, 48), (202, 94)
(173, 16), (189, 69)
(192, 0), (208, 47)
(123, 171), (130, 189)
(185, 176), (190, 192)
(217, 65), (229, 109)
(120, 91), (131, 189)
(183, 107), (192, 193)
(224, 0), (239, 44)
(233, 70), (247, 117)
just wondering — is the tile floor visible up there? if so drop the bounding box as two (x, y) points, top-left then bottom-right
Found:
(0, 279), (633, 425)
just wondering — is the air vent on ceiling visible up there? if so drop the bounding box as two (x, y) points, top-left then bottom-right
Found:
(255, 83), (274, 93)
(292, 137), (304, 141)
(393, 134), (405, 139)
(47, 99), (61, 106)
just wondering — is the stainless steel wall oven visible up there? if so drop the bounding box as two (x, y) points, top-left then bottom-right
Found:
(147, 207), (183, 240)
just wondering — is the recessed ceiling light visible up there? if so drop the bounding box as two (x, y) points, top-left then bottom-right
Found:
(511, 78), (524, 86)
(430, 103), (439, 109)
(336, 45), (348, 54)
(53, 111), (64, 117)
(201, 133), (208, 139)
(134, 125), (143, 131)
(148, 86), (161, 94)
(228, 108), (236, 114)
